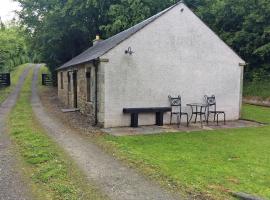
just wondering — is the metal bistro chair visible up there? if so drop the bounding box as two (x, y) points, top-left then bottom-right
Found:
(168, 95), (189, 127)
(204, 95), (226, 125)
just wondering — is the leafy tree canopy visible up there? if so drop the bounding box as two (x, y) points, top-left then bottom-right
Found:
(0, 20), (30, 72)
(15, 0), (270, 81)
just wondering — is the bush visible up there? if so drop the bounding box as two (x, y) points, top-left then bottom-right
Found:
(243, 80), (270, 99)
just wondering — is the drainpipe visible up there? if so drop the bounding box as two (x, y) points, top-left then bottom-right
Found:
(93, 59), (99, 125)
(239, 62), (247, 118)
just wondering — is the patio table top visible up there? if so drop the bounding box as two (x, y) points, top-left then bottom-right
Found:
(186, 103), (208, 107)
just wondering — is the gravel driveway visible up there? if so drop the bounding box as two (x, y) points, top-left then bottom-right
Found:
(31, 65), (181, 200)
(0, 65), (31, 200)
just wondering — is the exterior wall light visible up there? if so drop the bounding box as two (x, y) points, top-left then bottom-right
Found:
(125, 47), (134, 55)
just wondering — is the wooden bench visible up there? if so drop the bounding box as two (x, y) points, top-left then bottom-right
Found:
(123, 107), (172, 127)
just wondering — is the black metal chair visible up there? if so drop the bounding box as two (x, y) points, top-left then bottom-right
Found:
(204, 95), (226, 125)
(168, 95), (189, 127)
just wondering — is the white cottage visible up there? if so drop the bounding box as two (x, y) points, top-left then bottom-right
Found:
(57, 2), (245, 128)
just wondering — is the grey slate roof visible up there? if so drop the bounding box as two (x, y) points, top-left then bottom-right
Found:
(57, 2), (182, 70)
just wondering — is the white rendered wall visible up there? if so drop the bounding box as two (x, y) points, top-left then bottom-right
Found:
(101, 3), (245, 128)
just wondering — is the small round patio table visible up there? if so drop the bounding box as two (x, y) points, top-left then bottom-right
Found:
(186, 103), (208, 126)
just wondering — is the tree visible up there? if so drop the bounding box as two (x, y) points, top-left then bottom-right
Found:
(15, 0), (270, 81)
(0, 23), (30, 72)
(194, 0), (270, 81)
(100, 0), (151, 37)
(16, 0), (119, 70)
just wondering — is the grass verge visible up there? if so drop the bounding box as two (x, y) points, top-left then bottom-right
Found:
(242, 104), (270, 123)
(0, 64), (28, 104)
(244, 81), (270, 99)
(8, 68), (106, 200)
(97, 105), (270, 199)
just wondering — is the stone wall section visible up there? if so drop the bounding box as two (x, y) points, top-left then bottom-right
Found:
(57, 63), (103, 126)
(57, 70), (69, 106)
(77, 65), (96, 124)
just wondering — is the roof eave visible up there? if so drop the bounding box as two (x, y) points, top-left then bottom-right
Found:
(56, 58), (100, 71)
(56, 1), (183, 71)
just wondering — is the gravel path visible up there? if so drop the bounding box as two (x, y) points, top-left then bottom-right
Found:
(31, 65), (181, 200)
(0, 65), (31, 200)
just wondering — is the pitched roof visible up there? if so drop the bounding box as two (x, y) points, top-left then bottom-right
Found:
(57, 2), (182, 70)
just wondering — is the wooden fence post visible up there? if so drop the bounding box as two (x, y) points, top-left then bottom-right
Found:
(0, 73), (11, 87)
(42, 74), (46, 85)
(6, 73), (11, 86)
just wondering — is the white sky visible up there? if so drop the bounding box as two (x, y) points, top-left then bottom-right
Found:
(0, 0), (21, 22)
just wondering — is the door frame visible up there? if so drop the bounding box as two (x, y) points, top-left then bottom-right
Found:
(72, 70), (78, 108)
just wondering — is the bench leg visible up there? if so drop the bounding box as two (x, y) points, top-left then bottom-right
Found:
(131, 113), (138, 127)
(156, 112), (164, 126)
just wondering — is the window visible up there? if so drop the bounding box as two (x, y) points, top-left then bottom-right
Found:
(86, 71), (91, 102)
(67, 72), (71, 91)
(60, 72), (63, 89)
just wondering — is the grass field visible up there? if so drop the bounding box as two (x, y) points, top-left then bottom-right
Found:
(99, 105), (270, 199)
(8, 68), (105, 200)
(243, 81), (270, 99)
(0, 64), (28, 104)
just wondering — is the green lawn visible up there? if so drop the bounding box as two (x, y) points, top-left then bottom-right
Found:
(242, 104), (270, 123)
(8, 68), (105, 200)
(0, 64), (28, 104)
(100, 105), (270, 199)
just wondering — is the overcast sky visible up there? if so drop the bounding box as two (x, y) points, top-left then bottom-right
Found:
(0, 0), (21, 22)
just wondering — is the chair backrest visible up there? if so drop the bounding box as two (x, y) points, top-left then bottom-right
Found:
(168, 95), (182, 112)
(204, 95), (216, 110)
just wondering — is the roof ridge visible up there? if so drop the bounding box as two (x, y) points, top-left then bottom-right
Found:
(57, 1), (183, 70)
